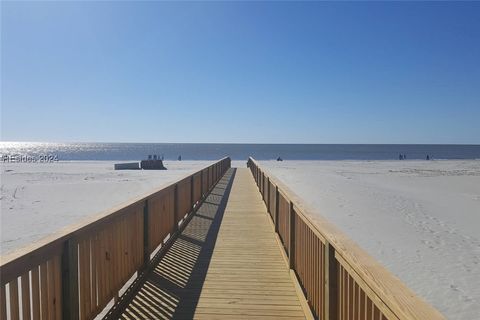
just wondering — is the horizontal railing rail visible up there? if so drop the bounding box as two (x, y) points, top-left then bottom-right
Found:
(247, 157), (444, 320)
(0, 157), (231, 320)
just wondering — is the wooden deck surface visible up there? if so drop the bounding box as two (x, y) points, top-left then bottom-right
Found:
(113, 168), (307, 319)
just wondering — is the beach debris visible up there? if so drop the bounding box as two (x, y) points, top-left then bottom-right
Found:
(115, 155), (167, 170)
(141, 156), (167, 170)
(114, 162), (140, 170)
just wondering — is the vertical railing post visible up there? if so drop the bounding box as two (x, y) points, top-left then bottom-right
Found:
(261, 173), (264, 199)
(257, 169), (260, 189)
(267, 177), (270, 210)
(264, 176), (266, 201)
(207, 168), (210, 191)
(258, 170), (261, 191)
(261, 173), (263, 199)
(275, 186), (279, 232)
(288, 201), (295, 269)
(61, 239), (79, 320)
(200, 171), (204, 199)
(174, 184), (179, 232)
(143, 199), (149, 266)
(263, 174), (266, 200)
(190, 176), (195, 210)
(325, 242), (338, 320)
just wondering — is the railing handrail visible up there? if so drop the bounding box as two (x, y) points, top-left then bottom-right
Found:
(248, 157), (444, 320)
(0, 157), (230, 283)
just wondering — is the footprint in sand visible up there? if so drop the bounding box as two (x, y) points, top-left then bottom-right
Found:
(450, 284), (459, 291)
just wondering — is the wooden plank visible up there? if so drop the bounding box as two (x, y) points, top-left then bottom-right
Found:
(98, 230), (106, 310)
(21, 272), (31, 320)
(173, 184), (179, 230)
(86, 239), (92, 318)
(335, 253), (398, 320)
(78, 239), (87, 319)
(47, 259), (56, 319)
(91, 235), (98, 314)
(31, 265), (41, 319)
(40, 262), (49, 320)
(288, 202), (295, 269)
(0, 285), (6, 320)
(9, 279), (20, 320)
(143, 199), (149, 267)
(325, 241), (338, 320)
(113, 168), (307, 320)
(61, 239), (79, 320)
(53, 255), (62, 319)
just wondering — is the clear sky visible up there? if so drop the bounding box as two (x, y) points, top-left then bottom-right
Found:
(1, 1), (479, 144)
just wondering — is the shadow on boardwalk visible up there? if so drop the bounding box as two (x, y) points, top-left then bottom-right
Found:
(114, 168), (236, 319)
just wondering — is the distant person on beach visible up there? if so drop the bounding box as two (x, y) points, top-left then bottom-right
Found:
(277, 156), (283, 161)
(399, 154), (403, 160)
(404, 154), (407, 160)
(426, 155), (430, 160)
(178, 155), (182, 161)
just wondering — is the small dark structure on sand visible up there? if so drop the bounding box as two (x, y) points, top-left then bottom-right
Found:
(141, 155), (167, 170)
(115, 155), (167, 170)
(114, 162), (140, 170)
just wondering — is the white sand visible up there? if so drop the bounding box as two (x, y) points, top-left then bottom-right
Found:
(261, 160), (480, 320)
(2, 159), (478, 318)
(0, 160), (215, 255)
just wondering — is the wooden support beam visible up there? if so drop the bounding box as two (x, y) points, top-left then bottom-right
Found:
(288, 201), (295, 269)
(190, 176), (195, 209)
(275, 186), (279, 232)
(200, 170), (204, 199)
(325, 242), (338, 320)
(173, 184), (179, 230)
(61, 239), (79, 320)
(143, 200), (149, 266)
(267, 177), (270, 212)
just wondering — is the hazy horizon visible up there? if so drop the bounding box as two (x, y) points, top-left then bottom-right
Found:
(1, 140), (480, 146)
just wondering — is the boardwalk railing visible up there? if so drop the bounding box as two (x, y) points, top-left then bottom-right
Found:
(247, 157), (444, 320)
(0, 157), (231, 320)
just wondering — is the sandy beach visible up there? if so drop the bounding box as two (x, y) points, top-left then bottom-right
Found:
(0, 160), (214, 255)
(1, 159), (478, 319)
(261, 160), (480, 319)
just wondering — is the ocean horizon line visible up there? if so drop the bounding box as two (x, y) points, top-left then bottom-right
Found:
(1, 141), (479, 146)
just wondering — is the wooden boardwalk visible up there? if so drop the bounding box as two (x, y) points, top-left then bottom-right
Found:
(112, 168), (307, 319)
(2, 157), (444, 320)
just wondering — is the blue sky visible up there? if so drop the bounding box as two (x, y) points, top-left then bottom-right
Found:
(1, 1), (479, 144)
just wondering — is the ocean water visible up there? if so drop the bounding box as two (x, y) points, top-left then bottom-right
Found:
(1, 142), (479, 161)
